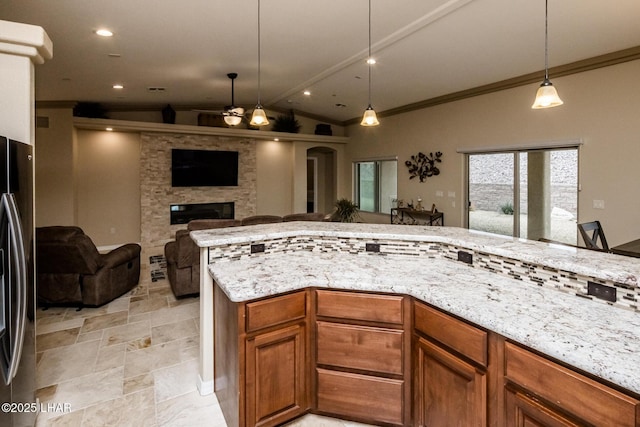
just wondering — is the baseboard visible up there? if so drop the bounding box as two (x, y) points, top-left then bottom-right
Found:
(197, 375), (214, 396)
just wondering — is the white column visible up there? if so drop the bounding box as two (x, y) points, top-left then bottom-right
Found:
(198, 246), (215, 395)
(0, 20), (52, 144)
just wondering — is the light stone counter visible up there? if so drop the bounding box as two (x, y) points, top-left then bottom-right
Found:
(191, 223), (640, 397)
(192, 222), (640, 288)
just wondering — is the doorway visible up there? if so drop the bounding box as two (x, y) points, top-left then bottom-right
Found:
(307, 147), (337, 215)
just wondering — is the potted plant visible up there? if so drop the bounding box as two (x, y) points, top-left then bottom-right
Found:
(333, 198), (360, 223)
(271, 110), (301, 133)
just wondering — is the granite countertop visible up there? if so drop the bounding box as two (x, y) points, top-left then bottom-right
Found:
(209, 250), (640, 396)
(191, 222), (640, 288)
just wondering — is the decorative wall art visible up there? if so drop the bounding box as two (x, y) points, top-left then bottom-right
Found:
(405, 151), (442, 182)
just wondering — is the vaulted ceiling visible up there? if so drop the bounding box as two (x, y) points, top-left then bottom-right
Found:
(3, 0), (640, 124)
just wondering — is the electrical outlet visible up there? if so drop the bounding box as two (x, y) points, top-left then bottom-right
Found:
(457, 250), (473, 265)
(250, 243), (265, 254)
(436, 190), (444, 197)
(448, 191), (456, 198)
(587, 281), (616, 302)
(593, 200), (605, 209)
(109, 227), (116, 234)
(365, 243), (381, 253)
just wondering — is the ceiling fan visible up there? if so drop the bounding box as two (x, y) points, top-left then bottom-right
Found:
(221, 72), (244, 126)
(194, 72), (247, 126)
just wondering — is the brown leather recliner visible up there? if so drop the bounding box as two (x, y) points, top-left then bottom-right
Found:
(164, 219), (241, 297)
(36, 226), (141, 307)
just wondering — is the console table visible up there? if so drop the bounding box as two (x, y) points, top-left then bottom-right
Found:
(390, 207), (443, 225)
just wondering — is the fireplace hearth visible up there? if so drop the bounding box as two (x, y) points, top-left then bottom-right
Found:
(170, 202), (234, 225)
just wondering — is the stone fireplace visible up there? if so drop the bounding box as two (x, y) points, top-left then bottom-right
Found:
(140, 132), (257, 247)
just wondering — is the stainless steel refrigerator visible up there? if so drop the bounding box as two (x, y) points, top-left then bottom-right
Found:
(0, 136), (36, 427)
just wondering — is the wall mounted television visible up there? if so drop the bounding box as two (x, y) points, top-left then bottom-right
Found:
(171, 149), (239, 187)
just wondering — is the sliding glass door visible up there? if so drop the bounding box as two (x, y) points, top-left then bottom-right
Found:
(468, 148), (578, 244)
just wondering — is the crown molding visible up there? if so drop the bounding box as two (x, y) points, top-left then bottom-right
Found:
(343, 45), (640, 126)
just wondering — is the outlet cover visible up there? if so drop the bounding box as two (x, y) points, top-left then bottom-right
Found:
(457, 250), (473, 265)
(587, 281), (616, 302)
(250, 243), (265, 254)
(365, 243), (381, 253)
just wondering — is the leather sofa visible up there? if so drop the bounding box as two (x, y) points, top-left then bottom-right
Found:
(36, 226), (141, 307)
(164, 213), (327, 297)
(164, 219), (241, 297)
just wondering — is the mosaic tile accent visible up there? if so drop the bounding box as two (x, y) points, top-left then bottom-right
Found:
(206, 234), (639, 312)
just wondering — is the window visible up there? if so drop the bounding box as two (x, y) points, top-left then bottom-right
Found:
(466, 147), (578, 245)
(354, 159), (397, 213)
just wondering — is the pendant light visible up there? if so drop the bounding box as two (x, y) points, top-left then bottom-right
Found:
(361, 0), (380, 126)
(250, 0), (269, 126)
(531, 0), (563, 109)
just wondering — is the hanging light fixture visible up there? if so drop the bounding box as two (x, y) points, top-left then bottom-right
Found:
(250, 0), (269, 126)
(361, 0), (380, 126)
(223, 73), (244, 126)
(532, 0), (563, 109)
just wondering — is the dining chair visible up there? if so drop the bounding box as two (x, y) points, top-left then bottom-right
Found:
(577, 221), (609, 251)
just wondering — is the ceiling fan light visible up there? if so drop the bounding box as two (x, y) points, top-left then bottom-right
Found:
(361, 105), (380, 126)
(250, 105), (269, 126)
(223, 115), (242, 126)
(531, 80), (563, 109)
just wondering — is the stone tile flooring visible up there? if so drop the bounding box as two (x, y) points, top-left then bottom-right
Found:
(34, 247), (372, 427)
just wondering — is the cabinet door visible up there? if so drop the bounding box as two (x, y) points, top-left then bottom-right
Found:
(414, 336), (486, 427)
(246, 323), (307, 427)
(505, 388), (581, 427)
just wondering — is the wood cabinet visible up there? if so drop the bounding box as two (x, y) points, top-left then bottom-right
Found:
(314, 290), (411, 426)
(215, 284), (640, 427)
(215, 286), (309, 427)
(413, 301), (489, 427)
(504, 342), (640, 427)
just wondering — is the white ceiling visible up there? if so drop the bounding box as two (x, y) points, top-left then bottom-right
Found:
(2, 0), (640, 124)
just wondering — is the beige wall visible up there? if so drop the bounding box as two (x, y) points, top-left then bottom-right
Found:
(344, 59), (640, 247)
(256, 140), (293, 215)
(35, 108), (76, 227)
(75, 130), (141, 247)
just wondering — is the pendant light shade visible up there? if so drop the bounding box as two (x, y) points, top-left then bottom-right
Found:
(361, 0), (379, 126)
(250, 0), (269, 126)
(361, 105), (380, 126)
(250, 106), (268, 126)
(532, 0), (563, 109)
(532, 79), (563, 109)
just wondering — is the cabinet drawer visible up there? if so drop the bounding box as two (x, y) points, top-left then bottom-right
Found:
(317, 321), (403, 375)
(505, 342), (640, 427)
(316, 290), (404, 324)
(317, 368), (404, 425)
(246, 291), (306, 333)
(414, 301), (487, 367)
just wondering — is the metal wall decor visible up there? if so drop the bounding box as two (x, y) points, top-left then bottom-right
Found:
(405, 151), (442, 182)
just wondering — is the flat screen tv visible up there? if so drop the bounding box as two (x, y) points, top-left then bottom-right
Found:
(171, 149), (239, 187)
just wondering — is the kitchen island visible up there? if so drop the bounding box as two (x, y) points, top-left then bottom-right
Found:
(191, 223), (640, 426)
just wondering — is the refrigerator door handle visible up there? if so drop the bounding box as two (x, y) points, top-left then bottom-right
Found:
(1, 193), (27, 384)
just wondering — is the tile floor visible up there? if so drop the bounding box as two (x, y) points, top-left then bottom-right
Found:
(34, 246), (371, 427)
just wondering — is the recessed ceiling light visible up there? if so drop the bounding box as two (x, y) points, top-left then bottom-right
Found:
(95, 29), (113, 37)
(274, 138), (280, 142)
(106, 127), (113, 131)
(366, 58), (376, 65)
(303, 90), (311, 96)
(113, 84), (124, 89)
